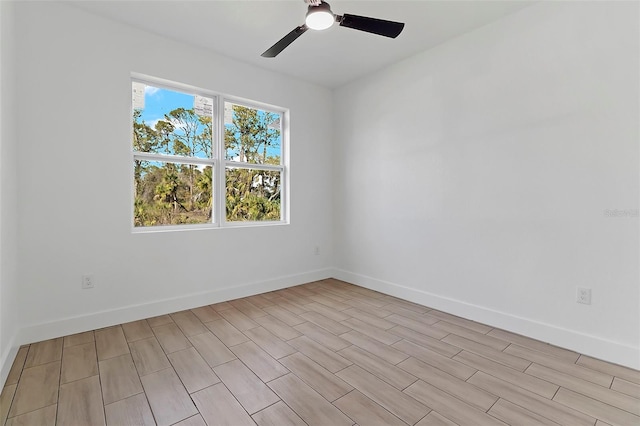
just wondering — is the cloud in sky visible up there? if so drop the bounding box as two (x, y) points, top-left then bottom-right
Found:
(145, 86), (160, 96)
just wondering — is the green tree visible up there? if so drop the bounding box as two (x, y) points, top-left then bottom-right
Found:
(225, 105), (281, 221)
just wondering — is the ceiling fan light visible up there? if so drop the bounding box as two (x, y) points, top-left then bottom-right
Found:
(305, 5), (334, 30)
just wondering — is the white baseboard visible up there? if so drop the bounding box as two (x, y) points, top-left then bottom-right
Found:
(333, 268), (640, 370)
(0, 335), (18, 389)
(16, 268), (333, 347)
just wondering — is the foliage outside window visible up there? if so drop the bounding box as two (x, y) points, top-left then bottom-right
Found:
(132, 79), (285, 229)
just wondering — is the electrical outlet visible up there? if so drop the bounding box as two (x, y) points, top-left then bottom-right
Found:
(314, 246), (320, 255)
(81, 274), (95, 289)
(577, 287), (591, 305)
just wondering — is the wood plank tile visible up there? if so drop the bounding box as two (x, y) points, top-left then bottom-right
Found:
(527, 363), (640, 415)
(244, 327), (296, 359)
(341, 284), (386, 300)
(191, 305), (222, 323)
(105, 393), (155, 426)
(333, 390), (407, 426)
(230, 341), (289, 383)
(488, 398), (559, 426)
(288, 336), (352, 373)
(553, 387), (640, 426)
(391, 326), (461, 357)
(173, 414), (207, 426)
(576, 355), (640, 385)
(171, 311), (209, 336)
(245, 294), (275, 308)
(188, 332), (236, 368)
(468, 371), (595, 426)
(270, 298), (307, 315)
(218, 307), (259, 331)
(95, 326), (129, 361)
(141, 368), (198, 426)
(167, 347), (220, 394)
(309, 294), (351, 311)
(5, 404), (56, 426)
(61, 341), (98, 384)
(388, 319), (450, 341)
(304, 302), (350, 321)
(424, 311), (492, 334)
(294, 321), (350, 351)
(57, 375), (105, 426)
(399, 357), (498, 411)
(342, 298), (393, 316)
(205, 319), (249, 347)
(405, 380), (506, 426)
(262, 306), (305, 326)
(336, 365), (429, 425)
(339, 346), (417, 390)
(10, 280), (639, 426)
(342, 318), (400, 345)
(0, 384), (17, 426)
(434, 321), (509, 350)
(340, 330), (409, 365)
(316, 288), (350, 302)
(214, 359), (279, 414)
(387, 314), (445, 335)
(382, 297), (431, 313)
(611, 377), (640, 398)
(229, 298), (268, 319)
(415, 411), (457, 426)
(129, 337), (171, 376)
(25, 338), (62, 368)
(443, 335), (529, 370)
(505, 344), (613, 386)
(8, 361), (60, 417)
(268, 373), (354, 426)
(210, 301), (234, 312)
(191, 383), (255, 426)
(147, 314), (174, 327)
(487, 328), (579, 362)
(63, 331), (94, 348)
(300, 311), (352, 335)
(122, 319), (154, 342)
(392, 339), (476, 380)
(383, 303), (433, 319)
(99, 354), (144, 405)
(344, 308), (395, 330)
(454, 350), (558, 398)
(5, 347), (28, 385)
(152, 322), (192, 354)
(260, 314), (302, 340)
(280, 352), (353, 402)
(252, 401), (306, 426)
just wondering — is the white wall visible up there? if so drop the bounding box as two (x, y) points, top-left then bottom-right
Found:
(333, 1), (639, 368)
(13, 2), (333, 342)
(0, 0), (20, 385)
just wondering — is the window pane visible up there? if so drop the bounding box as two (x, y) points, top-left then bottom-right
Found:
(133, 83), (213, 158)
(224, 102), (282, 165)
(134, 160), (213, 227)
(225, 168), (281, 222)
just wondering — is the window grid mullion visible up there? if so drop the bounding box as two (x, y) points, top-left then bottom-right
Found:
(215, 95), (226, 227)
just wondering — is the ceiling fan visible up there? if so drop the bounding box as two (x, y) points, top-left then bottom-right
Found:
(261, 0), (405, 58)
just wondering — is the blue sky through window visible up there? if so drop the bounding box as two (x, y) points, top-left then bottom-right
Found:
(134, 84), (282, 162)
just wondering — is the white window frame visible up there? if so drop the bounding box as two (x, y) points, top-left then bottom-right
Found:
(131, 74), (289, 232)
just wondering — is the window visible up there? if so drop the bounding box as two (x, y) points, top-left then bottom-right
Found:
(132, 78), (286, 230)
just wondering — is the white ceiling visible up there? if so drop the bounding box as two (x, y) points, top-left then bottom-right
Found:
(68, 0), (534, 89)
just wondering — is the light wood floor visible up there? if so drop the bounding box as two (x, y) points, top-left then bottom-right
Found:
(1, 279), (638, 426)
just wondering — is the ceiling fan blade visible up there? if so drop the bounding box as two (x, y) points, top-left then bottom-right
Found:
(338, 14), (404, 38)
(261, 25), (309, 58)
